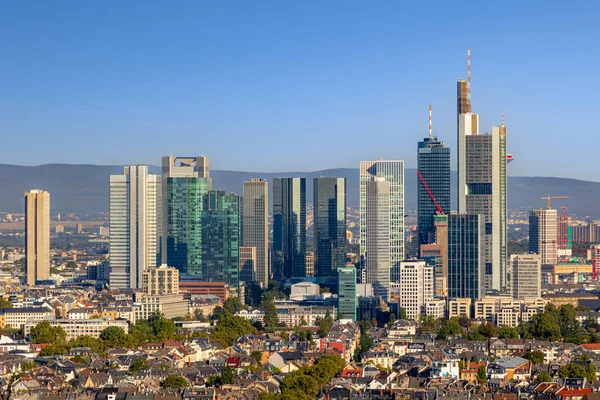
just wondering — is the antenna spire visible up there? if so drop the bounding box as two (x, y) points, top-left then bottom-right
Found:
(429, 104), (433, 138)
(467, 47), (471, 105)
(502, 114), (505, 127)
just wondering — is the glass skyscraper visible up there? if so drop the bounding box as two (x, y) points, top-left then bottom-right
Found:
(314, 177), (347, 278)
(417, 137), (450, 247)
(337, 266), (357, 320)
(273, 177), (306, 279)
(242, 179), (269, 288)
(447, 213), (484, 300)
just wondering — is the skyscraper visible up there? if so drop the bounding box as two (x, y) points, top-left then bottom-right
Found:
(337, 266), (357, 320)
(314, 177), (347, 278)
(162, 156), (211, 275)
(109, 165), (160, 289)
(360, 161), (404, 282)
(242, 179), (269, 287)
(398, 260), (433, 321)
(447, 213), (484, 300)
(557, 212), (573, 257)
(25, 189), (50, 286)
(273, 178), (306, 278)
(510, 254), (541, 299)
(417, 135), (450, 246)
(239, 246), (257, 284)
(419, 214), (448, 297)
(200, 190), (240, 287)
(529, 209), (558, 265)
(365, 177), (391, 301)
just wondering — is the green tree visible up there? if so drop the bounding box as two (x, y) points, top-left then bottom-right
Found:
(437, 318), (465, 340)
(213, 313), (255, 347)
(477, 322), (498, 338)
(211, 306), (225, 320)
(263, 302), (279, 329)
(223, 297), (245, 315)
(498, 326), (520, 339)
(399, 308), (407, 320)
(317, 312), (334, 337)
(129, 358), (150, 375)
(30, 321), (67, 345)
(220, 366), (234, 384)
(0, 298), (13, 308)
(72, 355), (87, 364)
(525, 350), (545, 365)
(163, 375), (190, 388)
(535, 372), (553, 383)
(558, 363), (586, 379)
(205, 375), (219, 387)
(148, 312), (176, 341)
(586, 363), (596, 383)
(100, 326), (126, 348)
(251, 351), (263, 365)
(476, 365), (487, 383)
(70, 335), (106, 354)
(21, 361), (37, 372)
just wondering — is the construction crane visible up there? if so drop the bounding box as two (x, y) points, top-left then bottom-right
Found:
(560, 206), (568, 218)
(417, 170), (443, 215)
(540, 194), (569, 210)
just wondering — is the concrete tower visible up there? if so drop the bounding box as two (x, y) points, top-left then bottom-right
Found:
(25, 190), (50, 286)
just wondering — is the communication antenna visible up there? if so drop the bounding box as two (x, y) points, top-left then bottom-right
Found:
(467, 47), (471, 104)
(429, 104), (433, 138)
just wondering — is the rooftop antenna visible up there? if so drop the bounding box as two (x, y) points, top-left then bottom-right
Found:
(502, 114), (505, 127)
(467, 47), (471, 105)
(429, 104), (433, 138)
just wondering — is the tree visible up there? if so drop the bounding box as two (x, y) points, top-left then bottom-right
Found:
(163, 375), (190, 388)
(399, 308), (407, 320)
(21, 361), (37, 372)
(477, 322), (498, 338)
(220, 366), (234, 384)
(70, 335), (106, 354)
(129, 358), (150, 375)
(437, 318), (465, 340)
(251, 351), (263, 365)
(213, 313), (255, 347)
(317, 313), (334, 337)
(30, 321), (67, 345)
(223, 297), (245, 315)
(536, 372), (553, 383)
(148, 312), (176, 341)
(476, 365), (487, 383)
(100, 326), (126, 347)
(525, 350), (545, 365)
(263, 302), (279, 329)
(0, 298), (13, 308)
(72, 355), (87, 364)
(498, 326), (520, 339)
(558, 363), (586, 379)
(586, 363), (596, 383)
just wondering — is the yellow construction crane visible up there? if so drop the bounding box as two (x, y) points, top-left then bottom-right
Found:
(540, 194), (569, 209)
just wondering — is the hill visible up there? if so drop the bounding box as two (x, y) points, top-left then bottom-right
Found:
(0, 164), (596, 217)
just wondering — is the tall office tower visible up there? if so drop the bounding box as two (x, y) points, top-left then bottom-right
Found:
(337, 266), (357, 320)
(398, 260), (433, 321)
(200, 190), (240, 287)
(360, 161), (404, 282)
(365, 177), (391, 301)
(529, 209), (558, 265)
(417, 110), (451, 247)
(162, 156), (211, 275)
(239, 246), (257, 284)
(273, 178), (306, 278)
(242, 179), (269, 287)
(557, 213), (573, 257)
(305, 251), (315, 277)
(447, 214), (484, 300)
(314, 178), (347, 278)
(109, 166), (160, 289)
(420, 214), (448, 297)
(25, 190), (50, 286)
(510, 254), (541, 299)
(143, 265), (179, 295)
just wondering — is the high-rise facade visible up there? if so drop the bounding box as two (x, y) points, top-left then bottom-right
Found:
(458, 112), (507, 292)
(242, 179), (269, 287)
(25, 190), (50, 286)
(365, 177), (391, 301)
(417, 137), (450, 247)
(557, 214), (573, 257)
(273, 178), (306, 278)
(529, 209), (558, 265)
(447, 214), (484, 300)
(109, 166), (160, 289)
(200, 190), (240, 287)
(142, 265), (179, 295)
(398, 260), (433, 321)
(510, 254), (541, 299)
(162, 156), (211, 275)
(419, 214), (448, 297)
(239, 246), (257, 284)
(360, 161), (404, 282)
(314, 177), (347, 278)
(337, 266), (357, 320)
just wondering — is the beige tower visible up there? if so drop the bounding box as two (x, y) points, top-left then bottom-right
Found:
(25, 190), (50, 286)
(242, 179), (269, 288)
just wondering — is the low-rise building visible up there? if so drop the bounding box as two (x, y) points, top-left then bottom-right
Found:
(448, 298), (471, 318)
(0, 307), (54, 329)
(24, 317), (129, 340)
(133, 293), (189, 321)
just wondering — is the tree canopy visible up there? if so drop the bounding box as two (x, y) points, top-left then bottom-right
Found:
(30, 321), (67, 345)
(163, 375), (190, 388)
(213, 313), (255, 347)
(0, 298), (13, 308)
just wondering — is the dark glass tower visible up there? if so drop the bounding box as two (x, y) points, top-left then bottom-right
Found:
(447, 214), (483, 300)
(417, 136), (451, 247)
(273, 178), (306, 279)
(314, 177), (347, 278)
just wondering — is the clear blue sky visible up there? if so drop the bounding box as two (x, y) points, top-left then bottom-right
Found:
(1, 1), (598, 179)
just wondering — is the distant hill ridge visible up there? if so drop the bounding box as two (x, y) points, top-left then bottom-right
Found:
(0, 163), (597, 217)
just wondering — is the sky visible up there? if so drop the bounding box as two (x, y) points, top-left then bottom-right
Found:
(1, 1), (599, 179)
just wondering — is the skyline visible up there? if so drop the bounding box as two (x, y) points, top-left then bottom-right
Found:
(2, 2), (599, 179)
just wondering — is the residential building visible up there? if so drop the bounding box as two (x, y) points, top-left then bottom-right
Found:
(24, 317), (129, 340)
(109, 165), (160, 289)
(0, 307), (54, 329)
(238, 246), (257, 284)
(360, 160), (404, 282)
(337, 266), (357, 320)
(447, 214), (484, 300)
(365, 177), (391, 301)
(398, 260), (433, 321)
(142, 264), (179, 295)
(161, 156), (211, 274)
(273, 178), (306, 278)
(25, 189), (50, 286)
(510, 254), (541, 299)
(314, 177), (347, 278)
(529, 209), (558, 265)
(448, 298), (472, 319)
(242, 179), (269, 287)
